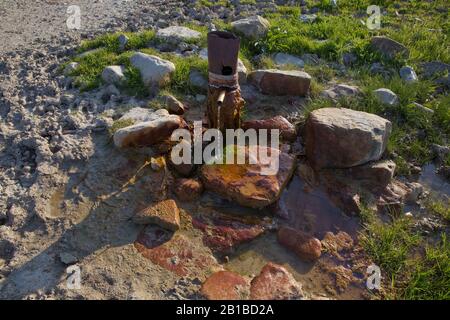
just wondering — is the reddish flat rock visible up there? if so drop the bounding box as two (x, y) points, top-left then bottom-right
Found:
(200, 145), (296, 209)
(201, 271), (250, 300)
(250, 262), (304, 300)
(192, 213), (268, 255)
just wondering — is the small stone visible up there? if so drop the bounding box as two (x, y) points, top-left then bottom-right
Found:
(277, 226), (322, 261)
(370, 36), (409, 59)
(119, 108), (169, 123)
(299, 14), (317, 23)
(399, 66), (418, 82)
(201, 271), (250, 300)
(189, 70), (208, 91)
(59, 253), (78, 265)
(373, 88), (399, 106)
(412, 102), (434, 115)
(150, 156), (166, 172)
(347, 160), (396, 188)
(242, 115), (297, 142)
(156, 26), (202, 44)
(133, 199), (180, 231)
(164, 95), (185, 115)
(101, 65), (125, 85)
(301, 53), (320, 65)
(405, 182), (423, 203)
(342, 53), (357, 66)
(320, 84), (360, 100)
(231, 16), (270, 40)
(173, 178), (204, 202)
(118, 34), (129, 51)
(250, 262), (304, 300)
(273, 53), (305, 68)
(130, 52), (175, 87)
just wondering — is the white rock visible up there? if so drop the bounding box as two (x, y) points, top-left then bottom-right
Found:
(114, 114), (182, 148)
(130, 52), (175, 87)
(101, 65), (125, 85)
(373, 88), (399, 106)
(299, 14), (317, 23)
(120, 107), (169, 123)
(320, 84), (360, 100)
(273, 53), (305, 68)
(399, 66), (418, 82)
(156, 26), (202, 44)
(412, 102), (434, 115)
(231, 16), (270, 40)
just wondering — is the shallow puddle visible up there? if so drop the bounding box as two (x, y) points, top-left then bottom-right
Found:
(49, 187), (65, 218)
(223, 175), (366, 299)
(281, 176), (361, 238)
(418, 163), (450, 200)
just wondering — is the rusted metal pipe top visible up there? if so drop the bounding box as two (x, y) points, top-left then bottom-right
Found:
(207, 31), (240, 76)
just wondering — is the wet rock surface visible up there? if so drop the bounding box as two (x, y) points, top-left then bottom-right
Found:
(249, 262), (304, 300)
(200, 145), (296, 208)
(201, 271), (250, 300)
(277, 226), (322, 262)
(0, 0), (447, 301)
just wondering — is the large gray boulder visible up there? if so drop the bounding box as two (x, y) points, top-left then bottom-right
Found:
(305, 108), (392, 169)
(130, 52), (175, 87)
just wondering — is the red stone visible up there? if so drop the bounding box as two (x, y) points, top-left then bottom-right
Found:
(192, 213), (267, 255)
(250, 262), (304, 300)
(134, 226), (219, 278)
(277, 226), (322, 261)
(201, 271), (250, 300)
(173, 178), (204, 202)
(200, 145), (296, 209)
(242, 116), (297, 142)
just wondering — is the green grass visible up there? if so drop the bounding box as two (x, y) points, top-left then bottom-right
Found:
(401, 234), (450, 300)
(360, 217), (421, 277)
(359, 207), (450, 300)
(67, 26), (209, 97)
(425, 199), (450, 222)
